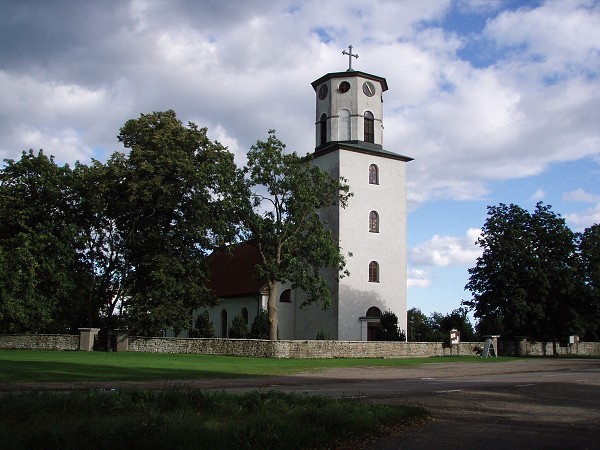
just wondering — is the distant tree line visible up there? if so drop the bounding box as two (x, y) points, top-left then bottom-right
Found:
(407, 307), (476, 342)
(0, 111), (349, 343)
(463, 203), (600, 347)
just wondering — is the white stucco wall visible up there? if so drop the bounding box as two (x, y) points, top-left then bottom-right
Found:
(312, 148), (408, 340)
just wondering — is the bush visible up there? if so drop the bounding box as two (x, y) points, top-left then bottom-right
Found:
(228, 313), (249, 339)
(190, 310), (214, 338)
(250, 309), (269, 339)
(375, 311), (406, 341)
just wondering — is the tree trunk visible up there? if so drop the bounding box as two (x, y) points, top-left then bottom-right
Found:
(267, 282), (278, 340)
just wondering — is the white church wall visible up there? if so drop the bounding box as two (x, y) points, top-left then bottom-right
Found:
(336, 150), (408, 339)
(194, 295), (261, 338)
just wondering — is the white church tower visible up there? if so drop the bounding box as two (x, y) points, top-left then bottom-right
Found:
(296, 46), (412, 340)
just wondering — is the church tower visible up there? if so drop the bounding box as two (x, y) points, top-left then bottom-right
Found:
(297, 46), (412, 340)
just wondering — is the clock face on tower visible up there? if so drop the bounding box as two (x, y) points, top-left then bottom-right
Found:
(318, 83), (328, 100)
(362, 81), (375, 97)
(338, 81), (350, 93)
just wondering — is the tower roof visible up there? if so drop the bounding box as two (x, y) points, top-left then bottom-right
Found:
(314, 141), (413, 162)
(311, 70), (388, 92)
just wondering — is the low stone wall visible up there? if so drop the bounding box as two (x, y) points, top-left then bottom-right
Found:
(128, 337), (484, 358)
(2, 334), (600, 358)
(512, 340), (600, 357)
(0, 334), (79, 351)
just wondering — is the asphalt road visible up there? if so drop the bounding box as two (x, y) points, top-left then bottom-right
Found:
(214, 359), (600, 449)
(3, 358), (599, 449)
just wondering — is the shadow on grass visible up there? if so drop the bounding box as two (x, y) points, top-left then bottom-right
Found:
(0, 358), (255, 384)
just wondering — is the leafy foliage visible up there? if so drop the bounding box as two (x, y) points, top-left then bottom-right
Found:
(0, 151), (83, 332)
(190, 310), (214, 338)
(407, 307), (476, 342)
(244, 131), (351, 340)
(464, 202), (588, 344)
(249, 309), (269, 339)
(228, 313), (249, 339)
(0, 111), (246, 339)
(579, 224), (600, 340)
(374, 310), (406, 341)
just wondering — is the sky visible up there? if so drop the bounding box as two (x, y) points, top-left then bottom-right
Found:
(1, 0), (599, 321)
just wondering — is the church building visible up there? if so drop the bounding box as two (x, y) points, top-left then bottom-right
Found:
(196, 48), (412, 341)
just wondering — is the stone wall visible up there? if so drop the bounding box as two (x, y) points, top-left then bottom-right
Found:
(128, 337), (484, 358)
(0, 334), (79, 351)
(2, 334), (600, 358)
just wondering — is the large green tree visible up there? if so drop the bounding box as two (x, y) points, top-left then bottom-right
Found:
(579, 224), (600, 340)
(244, 131), (351, 340)
(115, 110), (246, 335)
(0, 150), (83, 332)
(464, 202), (583, 345)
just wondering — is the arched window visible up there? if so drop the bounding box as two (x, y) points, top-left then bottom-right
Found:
(369, 164), (379, 185)
(364, 111), (374, 143)
(366, 306), (382, 318)
(339, 109), (350, 141)
(368, 261), (380, 282)
(319, 113), (327, 146)
(279, 289), (292, 303)
(220, 309), (228, 338)
(241, 307), (249, 325)
(369, 211), (379, 233)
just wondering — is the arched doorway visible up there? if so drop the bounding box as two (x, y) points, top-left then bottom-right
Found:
(220, 309), (228, 338)
(364, 306), (382, 341)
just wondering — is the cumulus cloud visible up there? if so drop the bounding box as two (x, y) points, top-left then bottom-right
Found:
(407, 268), (431, 289)
(530, 189), (546, 202)
(409, 228), (482, 268)
(0, 0), (598, 208)
(563, 188), (600, 203)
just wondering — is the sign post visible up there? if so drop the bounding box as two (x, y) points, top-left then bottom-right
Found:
(450, 328), (461, 356)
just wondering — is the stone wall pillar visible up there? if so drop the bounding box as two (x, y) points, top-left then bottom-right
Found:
(78, 328), (100, 351)
(516, 336), (528, 356)
(115, 329), (129, 352)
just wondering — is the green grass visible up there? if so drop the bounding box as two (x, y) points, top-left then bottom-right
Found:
(0, 350), (515, 384)
(0, 389), (430, 450)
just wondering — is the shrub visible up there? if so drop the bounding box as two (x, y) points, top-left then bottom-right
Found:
(250, 309), (269, 339)
(375, 310), (406, 341)
(190, 310), (214, 338)
(228, 313), (249, 339)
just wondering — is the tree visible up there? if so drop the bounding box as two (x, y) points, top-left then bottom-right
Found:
(0, 150), (83, 332)
(579, 224), (600, 340)
(244, 131), (351, 340)
(464, 202), (583, 347)
(191, 310), (214, 338)
(374, 310), (406, 341)
(430, 307), (477, 342)
(228, 313), (249, 339)
(249, 309), (269, 339)
(114, 110), (246, 335)
(407, 308), (434, 341)
(407, 307), (476, 342)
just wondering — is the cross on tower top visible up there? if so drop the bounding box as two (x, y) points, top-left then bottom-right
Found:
(342, 45), (358, 71)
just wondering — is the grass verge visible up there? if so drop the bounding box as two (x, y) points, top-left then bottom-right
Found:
(0, 350), (516, 384)
(0, 389), (430, 450)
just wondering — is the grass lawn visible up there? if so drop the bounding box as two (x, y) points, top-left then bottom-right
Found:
(0, 350), (513, 384)
(0, 389), (430, 450)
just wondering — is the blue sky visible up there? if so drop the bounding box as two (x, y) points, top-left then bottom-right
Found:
(1, 0), (599, 321)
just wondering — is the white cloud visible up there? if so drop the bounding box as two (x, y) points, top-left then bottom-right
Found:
(407, 268), (431, 289)
(563, 188), (600, 203)
(565, 204), (600, 231)
(0, 0), (598, 205)
(409, 228), (482, 268)
(530, 188), (546, 201)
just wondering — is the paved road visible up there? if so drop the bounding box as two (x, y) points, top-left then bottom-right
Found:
(3, 358), (599, 449)
(214, 359), (600, 449)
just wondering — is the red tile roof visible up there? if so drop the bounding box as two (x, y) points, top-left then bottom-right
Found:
(206, 242), (266, 298)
